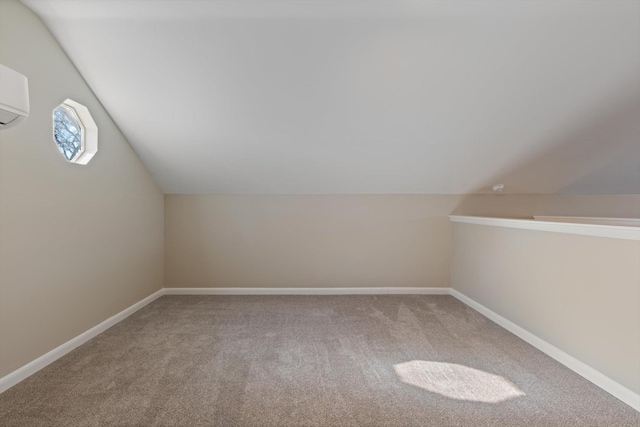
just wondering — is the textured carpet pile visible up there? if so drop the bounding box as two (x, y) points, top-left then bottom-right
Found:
(0, 295), (638, 426)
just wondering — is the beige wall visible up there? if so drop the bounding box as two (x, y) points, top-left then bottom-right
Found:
(165, 195), (462, 288)
(165, 193), (639, 289)
(450, 222), (640, 394)
(0, 0), (164, 378)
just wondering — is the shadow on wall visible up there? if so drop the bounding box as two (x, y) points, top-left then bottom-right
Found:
(479, 86), (640, 195)
(394, 360), (525, 403)
(449, 82), (640, 219)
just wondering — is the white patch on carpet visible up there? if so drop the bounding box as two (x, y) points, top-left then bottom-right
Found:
(394, 361), (525, 403)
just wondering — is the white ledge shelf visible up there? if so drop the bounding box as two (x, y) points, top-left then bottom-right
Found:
(449, 215), (640, 241)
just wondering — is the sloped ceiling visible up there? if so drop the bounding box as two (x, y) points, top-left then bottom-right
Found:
(22, 0), (640, 194)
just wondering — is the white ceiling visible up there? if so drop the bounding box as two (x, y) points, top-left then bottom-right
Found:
(22, 0), (640, 194)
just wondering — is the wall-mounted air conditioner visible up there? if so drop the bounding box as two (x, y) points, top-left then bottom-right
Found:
(0, 64), (30, 130)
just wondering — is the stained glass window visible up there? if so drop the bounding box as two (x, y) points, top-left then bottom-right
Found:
(53, 105), (83, 161)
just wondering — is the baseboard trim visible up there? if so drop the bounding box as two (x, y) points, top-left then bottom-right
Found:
(0, 289), (164, 395)
(5, 286), (636, 413)
(164, 287), (451, 295)
(450, 288), (640, 412)
(0, 286), (447, 394)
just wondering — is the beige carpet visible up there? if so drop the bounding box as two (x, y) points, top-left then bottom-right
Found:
(0, 295), (638, 426)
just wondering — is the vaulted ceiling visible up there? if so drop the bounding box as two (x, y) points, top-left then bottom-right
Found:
(22, 0), (640, 194)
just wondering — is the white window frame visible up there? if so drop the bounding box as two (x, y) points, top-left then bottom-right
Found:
(53, 99), (97, 165)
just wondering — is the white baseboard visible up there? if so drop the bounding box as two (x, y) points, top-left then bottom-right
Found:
(164, 287), (450, 295)
(0, 289), (164, 394)
(4, 286), (637, 414)
(450, 288), (640, 412)
(0, 286), (448, 394)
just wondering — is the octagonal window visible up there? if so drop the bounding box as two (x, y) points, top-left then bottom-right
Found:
(52, 99), (97, 165)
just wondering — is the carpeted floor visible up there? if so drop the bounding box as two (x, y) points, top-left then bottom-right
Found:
(0, 295), (638, 426)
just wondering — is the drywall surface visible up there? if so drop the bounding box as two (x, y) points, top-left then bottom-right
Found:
(165, 194), (639, 289)
(0, 0), (163, 378)
(165, 195), (460, 288)
(22, 0), (640, 195)
(450, 221), (640, 394)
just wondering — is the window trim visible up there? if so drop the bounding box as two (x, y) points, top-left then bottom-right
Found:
(52, 99), (97, 165)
